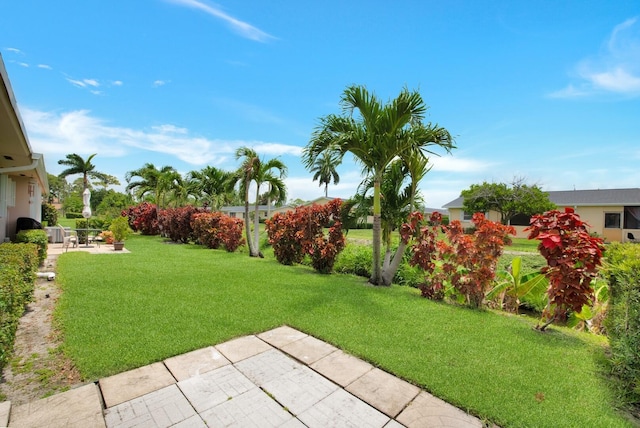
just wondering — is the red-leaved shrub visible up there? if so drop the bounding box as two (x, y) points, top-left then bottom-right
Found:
(266, 199), (346, 273)
(525, 207), (605, 329)
(158, 206), (202, 243)
(191, 212), (245, 252)
(124, 202), (159, 235)
(402, 211), (515, 307)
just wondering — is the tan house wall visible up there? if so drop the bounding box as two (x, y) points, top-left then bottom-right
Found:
(446, 205), (631, 242)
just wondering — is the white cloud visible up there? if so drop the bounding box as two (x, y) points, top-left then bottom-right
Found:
(111, 80), (123, 86)
(252, 142), (302, 156)
(551, 17), (640, 97)
(429, 156), (492, 173)
(84, 79), (100, 87)
(18, 62), (29, 67)
(152, 124), (188, 134)
(20, 107), (298, 168)
(67, 78), (101, 88)
(166, 0), (275, 42)
(37, 64), (52, 70)
(153, 79), (169, 87)
(5, 47), (23, 54)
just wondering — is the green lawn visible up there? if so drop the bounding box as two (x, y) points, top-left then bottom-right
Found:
(55, 235), (633, 427)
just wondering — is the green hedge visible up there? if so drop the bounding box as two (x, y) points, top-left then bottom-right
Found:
(604, 242), (640, 410)
(0, 243), (39, 369)
(15, 229), (49, 265)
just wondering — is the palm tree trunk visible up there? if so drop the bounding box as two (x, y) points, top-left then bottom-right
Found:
(382, 188), (416, 286)
(253, 185), (261, 257)
(382, 241), (407, 286)
(325, 183), (328, 198)
(244, 180), (256, 257)
(370, 179), (383, 285)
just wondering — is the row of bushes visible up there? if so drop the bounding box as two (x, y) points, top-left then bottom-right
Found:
(124, 203), (244, 252)
(0, 243), (39, 370)
(15, 229), (48, 265)
(604, 243), (640, 409)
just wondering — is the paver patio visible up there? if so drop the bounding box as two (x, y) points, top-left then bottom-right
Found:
(3, 325), (483, 427)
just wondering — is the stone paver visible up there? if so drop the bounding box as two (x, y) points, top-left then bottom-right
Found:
(172, 414), (208, 427)
(311, 349), (375, 387)
(235, 348), (302, 386)
(178, 365), (256, 413)
(262, 364), (339, 415)
(258, 325), (308, 348)
(297, 388), (390, 428)
(104, 384), (196, 428)
(0, 400), (10, 427)
(99, 362), (176, 408)
(164, 346), (231, 381)
(215, 335), (273, 362)
(199, 387), (300, 427)
(396, 391), (483, 428)
(9, 383), (105, 428)
(280, 335), (338, 365)
(346, 367), (421, 418)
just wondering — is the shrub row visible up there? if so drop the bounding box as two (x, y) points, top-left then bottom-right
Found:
(124, 203), (245, 252)
(0, 243), (39, 370)
(15, 229), (48, 265)
(604, 242), (640, 409)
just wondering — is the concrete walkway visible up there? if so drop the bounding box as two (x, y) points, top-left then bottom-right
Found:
(1, 326), (483, 427)
(0, 243), (484, 427)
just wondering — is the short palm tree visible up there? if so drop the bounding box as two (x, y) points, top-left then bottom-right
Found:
(303, 85), (454, 285)
(310, 150), (341, 197)
(125, 163), (181, 208)
(187, 166), (235, 210)
(58, 153), (110, 191)
(233, 147), (287, 257)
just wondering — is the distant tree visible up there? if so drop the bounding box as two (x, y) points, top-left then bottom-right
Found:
(93, 174), (121, 189)
(288, 198), (307, 207)
(58, 153), (109, 191)
(187, 166), (235, 210)
(461, 179), (556, 225)
(46, 173), (67, 203)
(125, 163), (181, 208)
(310, 150), (341, 197)
(95, 190), (134, 218)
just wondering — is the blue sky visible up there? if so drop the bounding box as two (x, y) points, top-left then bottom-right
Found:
(1, 0), (639, 208)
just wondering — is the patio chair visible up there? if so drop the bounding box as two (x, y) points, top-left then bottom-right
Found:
(628, 232), (639, 243)
(59, 225), (78, 252)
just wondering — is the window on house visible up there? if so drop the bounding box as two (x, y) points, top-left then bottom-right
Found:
(509, 213), (531, 226)
(604, 212), (621, 229)
(462, 211), (473, 221)
(623, 206), (640, 229)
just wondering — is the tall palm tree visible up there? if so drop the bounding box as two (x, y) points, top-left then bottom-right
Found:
(233, 147), (287, 257)
(125, 163), (181, 208)
(310, 150), (341, 197)
(58, 153), (110, 190)
(303, 85), (454, 285)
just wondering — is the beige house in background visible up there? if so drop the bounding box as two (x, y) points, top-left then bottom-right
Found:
(221, 197), (336, 220)
(442, 188), (640, 243)
(0, 54), (49, 242)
